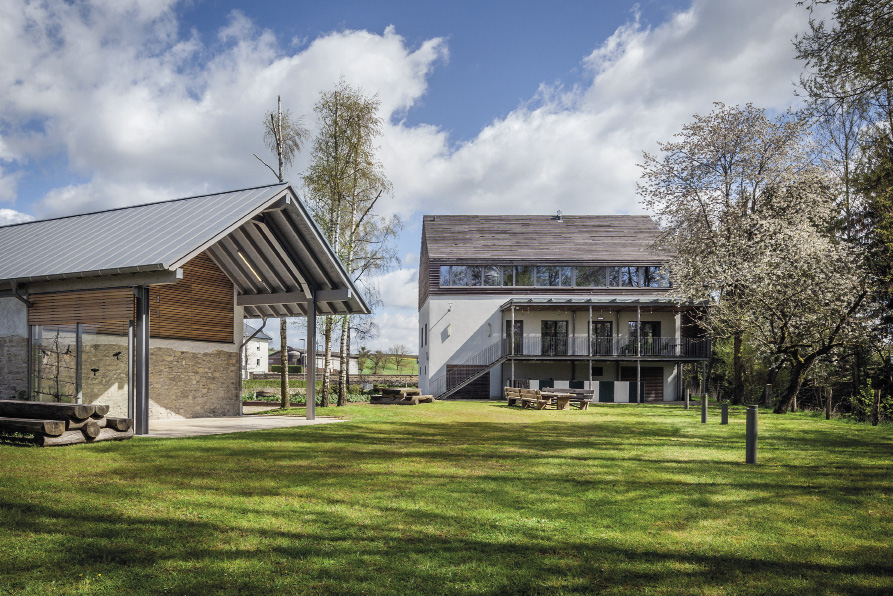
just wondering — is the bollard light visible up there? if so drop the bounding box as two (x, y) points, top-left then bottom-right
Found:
(746, 405), (758, 464)
(701, 394), (708, 423)
(721, 402), (728, 425)
(685, 388), (690, 410)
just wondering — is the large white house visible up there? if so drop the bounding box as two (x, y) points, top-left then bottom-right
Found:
(417, 214), (709, 401)
(242, 323), (271, 379)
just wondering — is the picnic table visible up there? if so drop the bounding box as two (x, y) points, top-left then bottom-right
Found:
(540, 391), (593, 410)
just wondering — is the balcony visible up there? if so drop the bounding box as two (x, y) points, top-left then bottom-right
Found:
(505, 335), (710, 359)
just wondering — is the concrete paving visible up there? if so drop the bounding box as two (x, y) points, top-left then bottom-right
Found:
(140, 415), (346, 438)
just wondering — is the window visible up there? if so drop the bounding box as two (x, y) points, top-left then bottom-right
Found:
(575, 266), (605, 287)
(642, 266), (668, 288)
(502, 266), (514, 286)
(256, 358), (260, 366)
(559, 266), (572, 286)
(591, 321), (613, 355)
(515, 266), (534, 286)
(451, 266), (468, 286)
(468, 266), (483, 286)
(535, 266), (560, 286)
(608, 267), (621, 286)
(541, 320), (568, 356)
(620, 266), (639, 287)
(440, 266), (450, 286)
(591, 366), (604, 377)
(483, 265), (501, 287)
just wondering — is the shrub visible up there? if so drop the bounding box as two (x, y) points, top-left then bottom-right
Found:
(270, 365), (303, 374)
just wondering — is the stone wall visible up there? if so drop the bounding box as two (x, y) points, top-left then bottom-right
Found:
(0, 336), (28, 399)
(149, 341), (240, 419)
(0, 297), (29, 399)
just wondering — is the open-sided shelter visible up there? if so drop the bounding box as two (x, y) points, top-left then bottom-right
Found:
(0, 183), (368, 434)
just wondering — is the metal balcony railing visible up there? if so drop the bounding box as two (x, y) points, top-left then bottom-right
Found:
(504, 335), (710, 358)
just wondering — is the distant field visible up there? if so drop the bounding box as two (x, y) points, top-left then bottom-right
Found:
(1, 402), (890, 595)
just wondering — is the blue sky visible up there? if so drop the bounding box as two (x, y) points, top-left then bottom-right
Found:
(0, 0), (816, 350)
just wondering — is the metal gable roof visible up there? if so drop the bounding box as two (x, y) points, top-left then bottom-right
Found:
(0, 183), (370, 316)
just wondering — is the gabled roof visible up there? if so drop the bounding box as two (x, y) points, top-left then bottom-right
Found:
(422, 214), (669, 263)
(243, 323), (272, 342)
(0, 183), (369, 316)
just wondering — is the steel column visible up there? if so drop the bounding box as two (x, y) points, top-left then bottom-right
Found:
(134, 286), (150, 436)
(306, 288), (317, 420)
(510, 303), (515, 386)
(636, 305), (641, 404)
(588, 305), (592, 388)
(75, 322), (83, 404)
(127, 320), (134, 421)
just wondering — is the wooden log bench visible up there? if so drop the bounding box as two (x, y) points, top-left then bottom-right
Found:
(519, 389), (550, 410)
(505, 387), (522, 407)
(370, 390), (433, 405)
(0, 400), (133, 446)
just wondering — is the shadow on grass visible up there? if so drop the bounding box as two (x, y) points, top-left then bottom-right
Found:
(1, 402), (891, 595)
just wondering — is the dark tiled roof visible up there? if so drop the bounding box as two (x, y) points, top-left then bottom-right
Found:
(422, 214), (669, 263)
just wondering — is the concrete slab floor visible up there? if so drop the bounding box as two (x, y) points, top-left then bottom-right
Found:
(139, 415), (346, 438)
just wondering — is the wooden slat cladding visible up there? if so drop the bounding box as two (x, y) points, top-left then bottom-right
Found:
(418, 229), (430, 310)
(29, 289), (135, 326)
(423, 215), (672, 262)
(149, 251), (234, 344)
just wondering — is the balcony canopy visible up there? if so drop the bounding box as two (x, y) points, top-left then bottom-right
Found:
(499, 297), (693, 312)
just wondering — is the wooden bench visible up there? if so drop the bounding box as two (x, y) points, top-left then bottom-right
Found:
(505, 387), (522, 406)
(519, 389), (550, 410)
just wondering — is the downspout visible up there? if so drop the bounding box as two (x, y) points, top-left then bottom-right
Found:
(239, 316), (269, 416)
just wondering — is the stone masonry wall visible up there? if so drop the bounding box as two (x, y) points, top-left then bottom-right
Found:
(149, 344), (240, 419)
(0, 336), (29, 399)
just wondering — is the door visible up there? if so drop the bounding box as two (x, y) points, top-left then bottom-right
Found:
(591, 321), (613, 355)
(505, 320), (523, 355)
(541, 321), (568, 356)
(621, 366), (664, 402)
(628, 321), (662, 355)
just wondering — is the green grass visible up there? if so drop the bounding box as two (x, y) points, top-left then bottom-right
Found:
(359, 361), (418, 375)
(1, 402), (890, 595)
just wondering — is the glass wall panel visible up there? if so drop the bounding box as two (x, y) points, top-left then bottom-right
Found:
(450, 266), (468, 286)
(31, 325), (78, 402)
(468, 266), (483, 286)
(440, 266), (450, 286)
(608, 267), (621, 286)
(575, 266), (605, 287)
(483, 266), (501, 286)
(80, 322), (130, 417)
(535, 266), (560, 286)
(642, 266), (666, 287)
(515, 266), (534, 286)
(558, 267), (572, 286)
(620, 266), (639, 287)
(502, 266), (514, 286)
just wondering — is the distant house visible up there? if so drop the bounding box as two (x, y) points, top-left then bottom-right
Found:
(417, 214), (709, 401)
(242, 323), (271, 379)
(268, 348), (359, 375)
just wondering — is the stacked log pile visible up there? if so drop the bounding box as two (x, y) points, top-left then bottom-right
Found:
(370, 387), (435, 405)
(0, 400), (133, 446)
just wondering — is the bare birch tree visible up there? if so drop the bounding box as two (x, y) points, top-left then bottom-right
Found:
(257, 95), (309, 409)
(303, 79), (401, 407)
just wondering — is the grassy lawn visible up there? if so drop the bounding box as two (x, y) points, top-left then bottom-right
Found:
(1, 402), (890, 595)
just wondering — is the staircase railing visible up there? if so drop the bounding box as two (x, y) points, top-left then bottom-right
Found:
(429, 339), (506, 399)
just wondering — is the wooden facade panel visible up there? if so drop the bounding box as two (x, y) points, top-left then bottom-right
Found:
(149, 251), (234, 344)
(28, 289), (135, 327)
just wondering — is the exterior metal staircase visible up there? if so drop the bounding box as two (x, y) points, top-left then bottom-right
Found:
(430, 339), (506, 400)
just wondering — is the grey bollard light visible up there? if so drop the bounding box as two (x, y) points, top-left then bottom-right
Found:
(746, 405), (758, 464)
(721, 402), (728, 425)
(701, 395), (708, 423)
(764, 384), (772, 407)
(685, 388), (690, 410)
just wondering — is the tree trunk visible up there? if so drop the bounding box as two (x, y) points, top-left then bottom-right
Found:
(873, 389), (881, 426)
(321, 316), (334, 407)
(338, 315), (350, 406)
(732, 331), (745, 405)
(774, 355), (815, 413)
(825, 387), (832, 420)
(280, 317), (289, 409)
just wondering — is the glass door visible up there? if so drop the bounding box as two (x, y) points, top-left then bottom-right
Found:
(505, 320), (523, 355)
(541, 321), (568, 356)
(591, 321), (613, 355)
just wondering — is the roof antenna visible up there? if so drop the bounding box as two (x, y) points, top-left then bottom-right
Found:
(554, 210), (562, 222)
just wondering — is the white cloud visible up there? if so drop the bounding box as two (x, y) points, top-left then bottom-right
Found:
(0, 208), (34, 226)
(1, 0), (817, 352)
(367, 310), (419, 353)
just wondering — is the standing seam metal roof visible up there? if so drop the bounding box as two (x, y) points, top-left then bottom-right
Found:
(0, 183), (369, 316)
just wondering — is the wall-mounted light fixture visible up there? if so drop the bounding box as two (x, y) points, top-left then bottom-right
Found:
(487, 323), (492, 337)
(446, 324), (451, 337)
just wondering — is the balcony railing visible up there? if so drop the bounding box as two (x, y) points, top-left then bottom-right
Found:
(505, 335), (710, 358)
